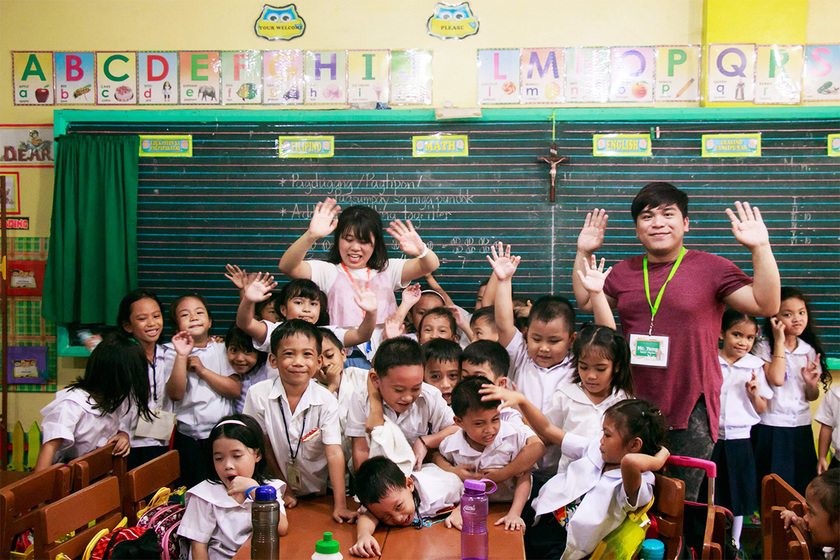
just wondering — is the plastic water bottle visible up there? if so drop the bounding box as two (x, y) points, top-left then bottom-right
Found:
(312, 532), (343, 560)
(638, 539), (666, 560)
(251, 486), (279, 560)
(460, 479), (497, 560)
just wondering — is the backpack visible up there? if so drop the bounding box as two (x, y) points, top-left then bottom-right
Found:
(88, 527), (161, 560)
(136, 502), (186, 560)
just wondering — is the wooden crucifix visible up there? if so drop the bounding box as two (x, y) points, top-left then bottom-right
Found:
(538, 143), (569, 202)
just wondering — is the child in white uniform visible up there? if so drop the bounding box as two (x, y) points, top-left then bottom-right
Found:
(243, 320), (357, 523)
(178, 415), (288, 560)
(713, 310), (773, 548)
(166, 292), (241, 488)
(815, 384), (840, 473)
(224, 325), (276, 414)
(435, 376), (543, 531)
(35, 334), (152, 471)
(753, 287), (829, 494)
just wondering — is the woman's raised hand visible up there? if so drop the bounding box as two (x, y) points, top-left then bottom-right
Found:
(308, 198), (341, 239)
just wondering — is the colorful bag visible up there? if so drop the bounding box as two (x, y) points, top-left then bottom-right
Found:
(87, 526), (160, 560)
(136, 502), (185, 560)
(590, 497), (656, 560)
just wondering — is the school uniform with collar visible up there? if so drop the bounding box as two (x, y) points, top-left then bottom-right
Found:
(178, 479), (286, 560)
(344, 383), (454, 445)
(125, 344), (171, 448)
(411, 464), (463, 519)
(530, 433), (655, 560)
(234, 361), (279, 414)
(438, 420), (536, 502)
(814, 385), (840, 467)
(243, 377), (341, 496)
(545, 382), (629, 474)
(752, 337), (820, 494)
(40, 388), (129, 463)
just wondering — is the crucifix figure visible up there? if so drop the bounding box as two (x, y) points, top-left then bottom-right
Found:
(537, 143), (569, 202)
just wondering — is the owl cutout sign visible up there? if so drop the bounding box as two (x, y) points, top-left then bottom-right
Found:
(427, 2), (479, 40)
(255, 4), (306, 41)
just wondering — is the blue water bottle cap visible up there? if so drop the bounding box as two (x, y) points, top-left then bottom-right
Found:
(640, 538), (665, 560)
(254, 485), (276, 501)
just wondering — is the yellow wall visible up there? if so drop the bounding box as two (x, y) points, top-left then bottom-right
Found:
(0, 0), (838, 431)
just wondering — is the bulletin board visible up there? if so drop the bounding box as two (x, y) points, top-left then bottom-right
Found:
(56, 108), (840, 357)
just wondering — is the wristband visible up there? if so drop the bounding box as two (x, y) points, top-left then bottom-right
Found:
(418, 436), (428, 448)
(772, 355), (785, 359)
(246, 486), (259, 500)
(417, 243), (429, 259)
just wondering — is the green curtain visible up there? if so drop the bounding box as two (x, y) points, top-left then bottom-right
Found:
(42, 134), (140, 325)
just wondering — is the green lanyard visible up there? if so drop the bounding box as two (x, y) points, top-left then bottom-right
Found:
(643, 246), (687, 335)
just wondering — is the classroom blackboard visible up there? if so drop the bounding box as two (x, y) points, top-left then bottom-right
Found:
(60, 108), (839, 356)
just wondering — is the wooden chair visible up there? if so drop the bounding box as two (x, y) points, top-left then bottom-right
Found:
(123, 450), (180, 523)
(65, 442), (127, 493)
(33, 476), (123, 560)
(651, 472), (685, 560)
(768, 505), (811, 560)
(761, 474), (807, 557)
(0, 464), (71, 557)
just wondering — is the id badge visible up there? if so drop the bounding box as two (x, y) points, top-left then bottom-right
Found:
(134, 409), (176, 440)
(629, 334), (669, 368)
(286, 461), (303, 492)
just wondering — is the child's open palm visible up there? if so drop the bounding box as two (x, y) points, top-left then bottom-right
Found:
(243, 272), (277, 303)
(576, 254), (612, 295)
(171, 331), (194, 356)
(224, 263), (256, 290)
(400, 283), (422, 308)
(308, 198), (341, 239)
(387, 219), (426, 256)
(383, 312), (406, 340)
(487, 242), (521, 282)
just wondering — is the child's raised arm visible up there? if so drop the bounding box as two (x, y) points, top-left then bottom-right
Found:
(278, 198), (341, 279)
(166, 331), (194, 401)
(387, 220), (440, 283)
(763, 317), (787, 387)
(488, 242), (521, 348)
(479, 385), (566, 447)
(620, 447), (669, 507)
(235, 273), (277, 345)
(576, 255), (616, 330)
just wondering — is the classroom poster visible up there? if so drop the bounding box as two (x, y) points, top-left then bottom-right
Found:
(520, 48), (563, 104)
(347, 50), (390, 105)
(304, 51), (347, 104)
(137, 52), (179, 105)
(390, 50), (433, 105)
(654, 46), (699, 102)
(221, 51), (262, 104)
(564, 47), (610, 103)
(179, 51), (221, 105)
(96, 52), (137, 105)
(55, 52), (95, 104)
(593, 134), (652, 157)
(12, 52), (54, 106)
(262, 50), (304, 104)
(701, 133), (761, 157)
(754, 46), (803, 104)
(609, 47), (654, 102)
(706, 44), (755, 103)
(0, 126), (54, 166)
(803, 45), (840, 101)
(477, 49), (520, 104)
(0, 172), (20, 213)
(828, 134), (840, 157)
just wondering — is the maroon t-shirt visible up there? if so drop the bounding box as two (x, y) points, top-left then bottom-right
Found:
(603, 249), (752, 438)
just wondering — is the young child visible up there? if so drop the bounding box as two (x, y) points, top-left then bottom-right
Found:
(350, 456), (463, 558)
(421, 338), (462, 405)
(178, 414), (288, 559)
(545, 323), (633, 474)
(713, 310), (773, 548)
(417, 307), (459, 345)
(434, 376), (544, 531)
(345, 337), (456, 471)
(459, 340), (520, 422)
(779, 469), (840, 559)
(35, 334), (152, 471)
(406, 289), (446, 335)
(753, 287), (829, 494)
(815, 383), (840, 473)
(166, 292), (241, 488)
(242, 319), (357, 523)
(117, 289), (172, 470)
(483, 388), (669, 560)
(224, 325), (275, 414)
(278, 198), (439, 330)
(469, 306), (499, 342)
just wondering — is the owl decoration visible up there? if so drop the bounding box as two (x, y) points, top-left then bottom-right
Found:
(255, 4), (306, 41)
(427, 2), (479, 40)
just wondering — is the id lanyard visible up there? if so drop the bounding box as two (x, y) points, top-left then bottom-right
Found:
(279, 400), (308, 464)
(643, 246), (687, 335)
(340, 262), (370, 290)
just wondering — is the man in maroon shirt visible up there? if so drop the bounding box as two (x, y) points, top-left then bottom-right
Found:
(571, 182), (780, 499)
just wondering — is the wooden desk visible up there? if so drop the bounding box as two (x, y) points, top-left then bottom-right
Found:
(380, 504), (524, 560)
(0, 469), (30, 489)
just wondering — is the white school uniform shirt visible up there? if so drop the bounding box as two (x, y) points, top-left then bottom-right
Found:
(814, 385), (840, 453)
(163, 341), (235, 439)
(754, 338), (818, 427)
(545, 383), (629, 473)
(531, 433), (655, 560)
(125, 344), (170, 448)
(252, 320), (349, 354)
(344, 383), (455, 444)
(178, 479), (285, 560)
(718, 353), (774, 439)
(40, 388), (128, 463)
(243, 378), (341, 496)
(235, 361), (279, 414)
(412, 464), (464, 518)
(438, 420), (536, 502)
